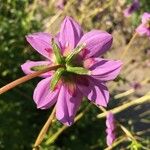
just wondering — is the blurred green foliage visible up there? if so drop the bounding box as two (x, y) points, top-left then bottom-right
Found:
(0, 0), (43, 149)
(0, 0), (41, 79)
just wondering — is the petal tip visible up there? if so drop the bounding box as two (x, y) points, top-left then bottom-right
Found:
(59, 119), (74, 126)
(117, 60), (123, 66)
(106, 33), (113, 43)
(64, 16), (75, 22)
(25, 35), (33, 41)
(99, 102), (108, 107)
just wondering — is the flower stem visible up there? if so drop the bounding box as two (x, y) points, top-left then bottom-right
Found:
(33, 106), (56, 149)
(97, 93), (150, 118)
(0, 65), (61, 95)
(46, 112), (84, 145)
(121, 32), (138, 60)
(46, 104), (91, 145)
(105, 136), (126, 150)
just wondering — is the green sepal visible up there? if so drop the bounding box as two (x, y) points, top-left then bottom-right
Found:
(50, 68), (65, 90)
(65, 43), (86, 64)
(66, 65), (90, 75)
(31, 65), (48, 71)
(51, 38), (64, 64)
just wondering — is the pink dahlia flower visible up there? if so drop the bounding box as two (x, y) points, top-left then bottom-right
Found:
(21, 16), (122, 126)
(123, 0), (140, 17)
(136, 12), (150, 37)
(106, 112), (116, 146)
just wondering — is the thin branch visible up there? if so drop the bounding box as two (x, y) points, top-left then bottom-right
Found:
(97, 94), (150, 118)
(0, 65), (61, 94)
(121, 33), (138, 60)
(33, 106), (56, 149)
(46, 104), (91, 145)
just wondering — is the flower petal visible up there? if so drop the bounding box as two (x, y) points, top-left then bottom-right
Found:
(106, 112), (115, 130)
(56, 84), (82, 126)
(33, 77), (59, 109)
(59, 16), (83, 51)
(106, 133), (116, 146)
(21, 60), (52, 78)
(142, 12), (150, 24)
(136, 24), (150, 36)
(123, 0), (140, 18)
(26, 32), (53, 59)
(78, 77), (109, 107)
(78, 30), (113, 59)
(89, 58), (122, 81)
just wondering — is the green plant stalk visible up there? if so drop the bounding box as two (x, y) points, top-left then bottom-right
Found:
(121, 33), (138, 60)
(0, 65), (61, 95)
(97, 93), (150, 118)
(114, 77), (149, 99)
(46, 104), (91, 145)
(33, 106), (56, 149)
(104, 136), (126, 150)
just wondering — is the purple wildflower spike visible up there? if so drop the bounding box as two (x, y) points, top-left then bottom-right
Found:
(106, 112), (116, 146)
(123, 0), (140, 17)
(136, 12), (150, 38)
(21, 16), (122, 126)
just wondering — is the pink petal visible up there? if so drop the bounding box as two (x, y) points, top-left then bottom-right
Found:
(78, 30), (112, 59)
(78, 77), (109, 107)
(106, 112), (115, 130)
(56, 85), (82, 126)
(142, 12), (150, 24)
(55, 0), (65, 10)
(59, 16), (83, 51)
(89, 58), (122, 81)
(106, 112), (116, 146)
(21, 60), (52, 78)
(33, 77), (59, 109)
(123, 8), (131, 17)
(26, 32), (53, 60)
(136, 24), (150, 36)
(123, 0), (140, 18)
(106, 133), (116, 146)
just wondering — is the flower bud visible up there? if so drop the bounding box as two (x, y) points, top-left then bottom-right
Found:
(106, 112), (116, 146)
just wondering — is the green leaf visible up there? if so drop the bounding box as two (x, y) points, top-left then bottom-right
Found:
(51, 38), (65, 64)
(66, 65), (90, 75)
(50, 68), (65, 90)
(31, 65), (49, 71)
(65, 43), (86, 64)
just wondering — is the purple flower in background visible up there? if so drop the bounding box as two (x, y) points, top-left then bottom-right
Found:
(123, 0), (140, 17)
(21, 16), (122, 126)
(55, 0), (66, 10)
(130, 82), (141, 90)
(106, 112), (116, 146)
(136, 12), (150, 37)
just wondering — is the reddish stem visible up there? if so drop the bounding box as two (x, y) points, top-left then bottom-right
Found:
(0, 65), (61, 95)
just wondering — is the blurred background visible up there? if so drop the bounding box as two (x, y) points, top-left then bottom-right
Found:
(0, 0), (150, 149)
